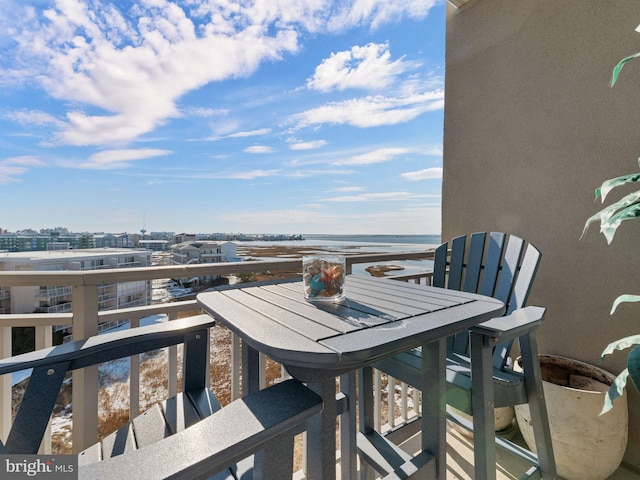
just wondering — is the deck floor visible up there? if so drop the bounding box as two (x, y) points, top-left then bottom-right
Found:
(400, 425), (640, 480)
(296, 422), (640, 479)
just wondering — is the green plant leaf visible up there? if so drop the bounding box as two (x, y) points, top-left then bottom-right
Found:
(601, 333), (640, 358)
(611, 294), (640, 314)
(628, 345), (640, 392)
(602, 202), (640, 242)
(597, 171), (640, 202)
(611, 51), (640, 86)
(601, 369), (629, 415)
(581, 200), (631, 242)
(584, 197), (640, 244)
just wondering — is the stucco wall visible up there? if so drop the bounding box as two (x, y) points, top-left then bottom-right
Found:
(443, 0), (640, 469)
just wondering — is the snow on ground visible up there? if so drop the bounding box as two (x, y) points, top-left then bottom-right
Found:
(152, 278), (193, 302)
(40, 313), (237, 453)
(11, 314), (168, 387)
(11, 313), (179, 452)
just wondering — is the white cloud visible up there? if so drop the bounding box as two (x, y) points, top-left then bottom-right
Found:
(288, 90), (444, 129)
(332, 147), (410, 166)
(307, 43), (415, 92)
(326, 191), (413, 202)
(244, 145), (275, 154)
(289, 140), (327, 150)
(323, 190), (439, 202)
(4, 109), (65, 128)
(0, 155), (45, 184)
(182, 106), (229, 117)
(286, 168), (354, 178)
(229, 128), (272, 138)
(219, 169), (279, 180)
(401, 167), (442, 181)
(203, 127), (272, 142)
(327, 0), (435, 31)
(5, 2), (299, 146)
(2, 0), (434, 147)
(79, 148), (172, 169)
(332, 186), (364, 192)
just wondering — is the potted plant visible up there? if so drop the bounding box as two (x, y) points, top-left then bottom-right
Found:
(582, 38), (640, 414)
(514, 354), (628, 480)
(515, 31), (640, 480)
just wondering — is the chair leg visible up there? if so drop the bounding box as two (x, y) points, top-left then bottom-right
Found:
(306, 380), (338, 480)
(519, 331), (558, 479)
(420, 339), (447, 480)
(470, 331), (497, 480)
(358, 366), (377, 480)
(340, 372), (357, 480)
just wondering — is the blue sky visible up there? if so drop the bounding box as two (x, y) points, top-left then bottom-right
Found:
(0, 0), (445, 235)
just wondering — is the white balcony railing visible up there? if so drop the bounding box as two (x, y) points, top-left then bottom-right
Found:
(36, 286), (73, 299)
(0, 250), (433, 457)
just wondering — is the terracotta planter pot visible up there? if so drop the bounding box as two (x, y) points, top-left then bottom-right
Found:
(447, 405), (516, 438)
(515, 355), (628, 480)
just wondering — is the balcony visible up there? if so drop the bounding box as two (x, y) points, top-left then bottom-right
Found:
(116, 260), (141, 268)
(37, 302), (73, 314)
(0, 254), (637, 479)
(35, 286), (72, 300)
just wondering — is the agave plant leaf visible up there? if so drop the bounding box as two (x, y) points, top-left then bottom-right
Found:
(602, 202), (640, 242)
(611, 294), (640, 314)
(611, 51), (640, 86)
(601, 368), (630, 415)
(628, 345), (640, 392)
(596, 171), (640, 202)
(582, 194), (640, 243)
(601, 332), (640, 359)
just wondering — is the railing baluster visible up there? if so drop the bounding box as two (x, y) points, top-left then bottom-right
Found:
(388, 375), (396, 428)
(0, 326), (11, 443)
(167, 312), (178, 398)
(374, 368), (382, 431)
(231, 332), (241, 401)
(72, 283), (99, 453)
(129, 316), (141, 420)
(35, 325), (53, 454)
(259, 352), (266, 390)
(400, 381), (408, 422)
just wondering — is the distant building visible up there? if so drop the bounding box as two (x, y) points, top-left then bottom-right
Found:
(220, 242), (239, 261)
(171, 233), (197, 245)
(170, 241), (237, 286)
(93, 233), (140, 248)
(0, 233), (94, 252)
(147, 231), (174, 241)
(0, 249), (152, 331)
(139, 239), (170, 251)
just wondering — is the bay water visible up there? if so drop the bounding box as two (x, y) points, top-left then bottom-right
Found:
(237, 233), (441, 276)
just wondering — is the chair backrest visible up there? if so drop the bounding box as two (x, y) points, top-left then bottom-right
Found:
(434, 232), (541, 369)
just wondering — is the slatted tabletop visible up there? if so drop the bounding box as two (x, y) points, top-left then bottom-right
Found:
(197, 275), (505, 381)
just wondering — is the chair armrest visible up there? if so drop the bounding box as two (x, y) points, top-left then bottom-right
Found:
(469, 306), (545, 340)
(79, 379), (323, 480)
(0, 314), (216, 376)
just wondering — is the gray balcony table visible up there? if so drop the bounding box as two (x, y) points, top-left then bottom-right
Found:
(197, 274), (505, 480)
